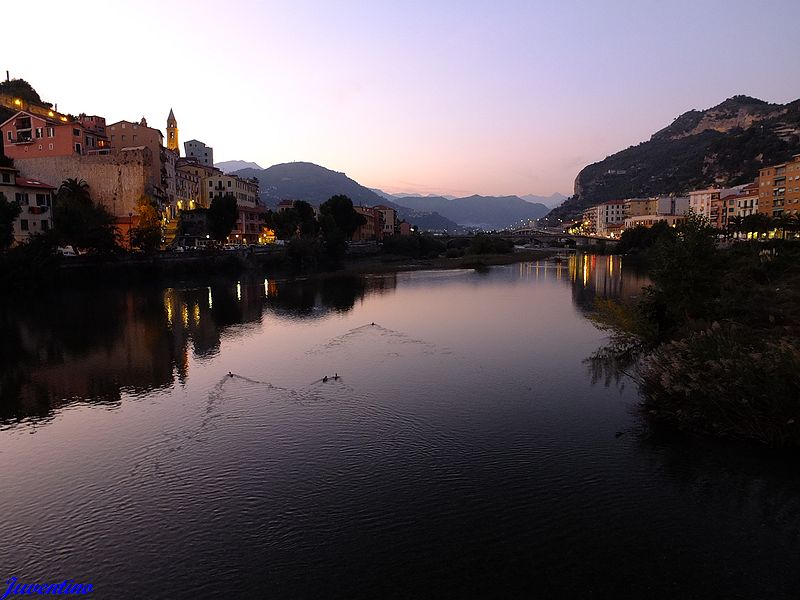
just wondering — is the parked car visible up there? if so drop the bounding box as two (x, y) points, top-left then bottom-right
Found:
(56, 245), (78, 257)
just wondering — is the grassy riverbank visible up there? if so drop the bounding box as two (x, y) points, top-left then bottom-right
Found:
(591, 216), (800, 447)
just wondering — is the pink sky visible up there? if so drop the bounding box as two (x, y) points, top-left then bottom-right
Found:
(5, 0), (799, 197)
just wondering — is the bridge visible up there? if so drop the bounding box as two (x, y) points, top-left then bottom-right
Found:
(505, 226), (617, 247)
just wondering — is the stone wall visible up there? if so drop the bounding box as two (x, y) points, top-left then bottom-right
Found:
(16, 148), (153, 218)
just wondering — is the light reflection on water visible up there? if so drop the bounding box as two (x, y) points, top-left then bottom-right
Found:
(0, 255), (798, 599)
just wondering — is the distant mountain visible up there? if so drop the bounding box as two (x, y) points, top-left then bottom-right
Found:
(546, 95), (800, 222)
(521, 193), (567, 209)
(390, 195), (549, 230)
(235, 162), (463, 232)
(370, 188), (458, 201)
(215, 160), (262, 173)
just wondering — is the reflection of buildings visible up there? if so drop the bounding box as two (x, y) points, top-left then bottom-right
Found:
(569, 253), (650, 310)
(0, 273), (400, 425)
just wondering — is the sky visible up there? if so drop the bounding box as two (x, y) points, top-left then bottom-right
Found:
(5, 0), (800, 197)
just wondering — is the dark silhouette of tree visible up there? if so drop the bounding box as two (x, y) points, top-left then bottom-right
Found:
(0, 191), (22, 250)
(207, 193), (239, 242)
(294, 200), (319, 236)
(320, 195), (366, 240)
(53, 178), (117, 250)
(741, 213), (772, 238)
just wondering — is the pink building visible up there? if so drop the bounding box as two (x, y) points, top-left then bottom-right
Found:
(1, 110), (110, 159)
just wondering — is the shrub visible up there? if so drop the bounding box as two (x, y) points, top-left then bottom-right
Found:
(640, 323), (800, 446)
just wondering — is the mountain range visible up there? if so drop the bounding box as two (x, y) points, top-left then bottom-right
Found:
(546, 95), (800, 222)
(215, 160), (262, 173)
(232, 161), (553, 230)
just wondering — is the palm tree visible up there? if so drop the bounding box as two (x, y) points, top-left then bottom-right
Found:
(56, 178), (91, 206)
(54, 178), (117, 250)
(773, 213), (792, 240)
(727, 216), (743, 239)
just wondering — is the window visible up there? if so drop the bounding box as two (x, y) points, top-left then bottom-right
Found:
(48, 143), (53, 150)
(41, 220), (49, 231)
(121, 135), (125, 141)
(73, 128), (80, 136)
(75, 142), (82, 153)
(20, 219), (29, 231)
(35, 127), (43, 138)
(36, 194), (47, 206)
(6, 131), (10, 141)
(1, 173), (9, 183)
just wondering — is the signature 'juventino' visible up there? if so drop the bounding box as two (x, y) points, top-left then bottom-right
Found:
(1, 578), (93, 597)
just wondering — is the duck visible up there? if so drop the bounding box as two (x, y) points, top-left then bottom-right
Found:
(322, 375), (328, 382)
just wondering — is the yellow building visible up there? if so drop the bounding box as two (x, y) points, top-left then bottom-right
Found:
(166, 108), (179, 154)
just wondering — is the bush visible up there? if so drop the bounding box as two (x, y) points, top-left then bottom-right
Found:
(641, 323), (800, 446)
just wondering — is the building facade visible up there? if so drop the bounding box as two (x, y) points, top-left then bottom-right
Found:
(1, 111), (110, 160)
(0, 165), (56, 244)
(184, 140), (214, 167)
(758, 154), (800, 217)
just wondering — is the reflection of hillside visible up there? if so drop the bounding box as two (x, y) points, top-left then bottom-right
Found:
(0, 273), (399, 425)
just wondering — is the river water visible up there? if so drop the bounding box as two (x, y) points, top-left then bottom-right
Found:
(0, 254), (798, 599)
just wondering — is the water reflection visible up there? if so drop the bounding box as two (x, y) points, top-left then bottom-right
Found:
(0, 255), (646, 426)
(0, 273), (398, 425)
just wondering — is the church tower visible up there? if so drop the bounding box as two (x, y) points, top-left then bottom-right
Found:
(166, 108), (179, 153)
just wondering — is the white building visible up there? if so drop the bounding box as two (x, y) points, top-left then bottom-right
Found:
(1, 165), (56, 244)
(184, 140), (214, 167)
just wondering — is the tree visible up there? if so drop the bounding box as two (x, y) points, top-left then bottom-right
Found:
(130, 195), (162, 253)
(53, 178), (118, 250)
(0, 191), (22, 250)
(741, 213), (772, 238)
(207, 193), (239, 242)
(319, 195), (366, 240)
(641, 210), (721, 338)
(294, 200), (319, 236)
(726, 215), (744, 239)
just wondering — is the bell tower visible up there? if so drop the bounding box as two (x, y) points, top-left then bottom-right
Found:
(166, 108), (179, 153)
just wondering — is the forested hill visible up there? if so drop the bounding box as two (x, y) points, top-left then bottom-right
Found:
(546, 95), (800, 222)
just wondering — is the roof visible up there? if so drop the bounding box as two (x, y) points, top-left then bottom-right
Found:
(0, 109), (65, 130)
(15, 176), (55, 190)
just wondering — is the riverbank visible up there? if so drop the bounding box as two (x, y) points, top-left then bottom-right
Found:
(0, 241), (566, 294)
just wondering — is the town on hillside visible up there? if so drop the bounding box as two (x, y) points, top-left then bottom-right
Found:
(569, 156), (800, 239)
(0, 78), (410, 252)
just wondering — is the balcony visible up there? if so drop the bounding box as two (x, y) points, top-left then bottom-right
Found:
(10, 135), (33, 145)
(28, 206), (49, 215)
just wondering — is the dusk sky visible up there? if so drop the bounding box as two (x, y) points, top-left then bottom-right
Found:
(7, 0), (800, 197)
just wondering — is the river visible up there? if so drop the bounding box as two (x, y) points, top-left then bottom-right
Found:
(0, 254), (798, 599)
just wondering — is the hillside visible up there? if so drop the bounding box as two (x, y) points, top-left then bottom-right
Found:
(236, 162), (464, 232)
(546, 95), (800, 222)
